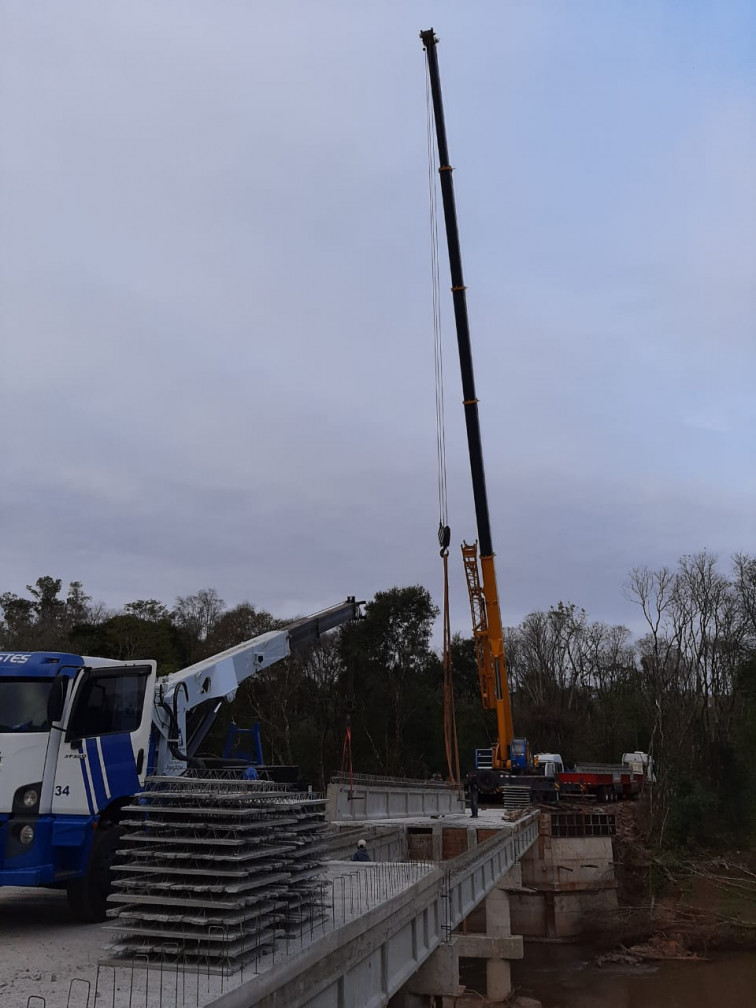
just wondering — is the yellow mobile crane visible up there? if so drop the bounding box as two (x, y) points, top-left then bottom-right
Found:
(421, 30), (553, 802)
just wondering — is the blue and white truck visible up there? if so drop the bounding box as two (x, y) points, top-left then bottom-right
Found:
(0, 597), (361, 921)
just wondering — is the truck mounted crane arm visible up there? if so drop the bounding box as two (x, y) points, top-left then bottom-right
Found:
(153, 597), (362, 770)
(421, 29), (515, 768)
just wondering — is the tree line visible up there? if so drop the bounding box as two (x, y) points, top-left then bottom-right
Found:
(2, 550), (754, 850)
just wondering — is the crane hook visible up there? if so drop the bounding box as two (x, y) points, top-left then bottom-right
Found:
(438, 522), (451, 556)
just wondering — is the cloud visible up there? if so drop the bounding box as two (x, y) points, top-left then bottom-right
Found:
(1, 1), (754, 646)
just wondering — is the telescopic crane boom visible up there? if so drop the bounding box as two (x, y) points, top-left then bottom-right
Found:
(420, 28), (517, 771)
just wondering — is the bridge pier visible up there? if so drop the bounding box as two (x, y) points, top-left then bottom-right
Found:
(391, 865), (524, 1006)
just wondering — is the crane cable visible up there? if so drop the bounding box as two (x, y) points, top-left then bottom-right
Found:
(340, 647), (355, 792)
(340, 711), (354, 792)
(427, 59), (461, 788)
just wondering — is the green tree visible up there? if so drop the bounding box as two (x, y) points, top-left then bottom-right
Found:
(1, 576), (95, 651)
(340, 586), (440, 777)
(449, 633), (495, 774)
(0, 592), (35, 649)
(124, 599), (171, 622)
(69, 614), (182, 672)
(205, 603), (282, 653)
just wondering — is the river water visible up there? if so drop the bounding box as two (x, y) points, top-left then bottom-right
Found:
(507, 943), (756, 1008)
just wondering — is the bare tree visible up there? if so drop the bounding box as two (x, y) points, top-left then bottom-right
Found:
(173, 588), (225, 662)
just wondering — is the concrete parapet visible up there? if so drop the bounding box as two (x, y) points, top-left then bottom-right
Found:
(327, 778), (465, 821)
(326, 823), (408, 861)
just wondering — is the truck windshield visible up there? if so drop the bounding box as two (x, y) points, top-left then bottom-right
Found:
(0, 677), (55, 733)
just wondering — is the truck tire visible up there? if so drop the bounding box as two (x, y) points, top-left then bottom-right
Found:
(476, 769), (496, 793)
(67, 823), (124, 923)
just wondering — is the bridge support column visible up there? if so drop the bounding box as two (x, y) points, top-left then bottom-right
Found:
(457, 864), (524, 1001)
(390, 940), (464, 1005)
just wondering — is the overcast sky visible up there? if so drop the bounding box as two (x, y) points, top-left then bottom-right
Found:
(1, 1), (754, 641)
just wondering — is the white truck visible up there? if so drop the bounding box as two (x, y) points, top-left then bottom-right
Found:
(0, 597), (361, 921)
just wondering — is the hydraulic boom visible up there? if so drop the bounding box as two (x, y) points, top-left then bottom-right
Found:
(421, 29), (516, 770)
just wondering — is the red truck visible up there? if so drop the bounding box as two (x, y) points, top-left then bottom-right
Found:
(535, 753), (648, 802)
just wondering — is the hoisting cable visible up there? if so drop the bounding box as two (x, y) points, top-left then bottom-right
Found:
(427, 56), (461, 787)
(441, 550), (461, 786)
(340, 708), (354, 794)
(340, 655), (356, 795)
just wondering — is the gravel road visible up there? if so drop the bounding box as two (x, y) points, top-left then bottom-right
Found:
(0, 886), (107, 1007)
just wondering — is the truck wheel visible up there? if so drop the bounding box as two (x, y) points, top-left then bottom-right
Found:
(67, 823), (124, 923)
(477, 769), (496, 792)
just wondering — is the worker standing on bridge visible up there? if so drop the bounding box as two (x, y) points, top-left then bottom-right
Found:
(465, 772), (479, 818)
(352, 839), (371, 862)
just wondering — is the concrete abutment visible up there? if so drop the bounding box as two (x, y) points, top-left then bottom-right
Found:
(509, 811), (618, 941)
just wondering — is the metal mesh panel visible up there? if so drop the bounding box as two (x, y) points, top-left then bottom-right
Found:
(549, 812), (616, 838)
(106, 773), (329, 972)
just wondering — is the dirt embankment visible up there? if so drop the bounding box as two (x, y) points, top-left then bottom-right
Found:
(584, 798), (756, 959)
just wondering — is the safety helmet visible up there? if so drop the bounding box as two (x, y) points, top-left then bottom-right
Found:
(357, 839), (366, 848)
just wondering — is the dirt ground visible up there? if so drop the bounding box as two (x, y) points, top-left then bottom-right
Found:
(0, 888), (231, 1008)
(0, 886), (107, 1007)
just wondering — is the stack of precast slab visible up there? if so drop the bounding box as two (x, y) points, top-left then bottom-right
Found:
(105, 773), (329, 971)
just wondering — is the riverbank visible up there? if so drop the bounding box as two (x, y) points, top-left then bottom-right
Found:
(587, 798), (756, 956)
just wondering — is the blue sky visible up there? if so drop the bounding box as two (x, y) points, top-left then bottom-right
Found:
(1, 1), (754, 638)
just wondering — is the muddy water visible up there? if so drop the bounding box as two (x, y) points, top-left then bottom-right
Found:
(508, 943), (756, 1008)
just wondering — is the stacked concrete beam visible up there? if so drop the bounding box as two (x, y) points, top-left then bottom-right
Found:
(105, 774), (328, 971)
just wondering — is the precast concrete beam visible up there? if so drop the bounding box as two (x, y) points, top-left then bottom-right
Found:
(327, 780), (465, 822)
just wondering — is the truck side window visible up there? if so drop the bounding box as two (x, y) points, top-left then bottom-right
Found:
(68, 672), (148, 738)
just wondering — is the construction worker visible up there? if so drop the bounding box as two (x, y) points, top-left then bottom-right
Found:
(465, 772), (479, 818)
(352, 839), (371, 862)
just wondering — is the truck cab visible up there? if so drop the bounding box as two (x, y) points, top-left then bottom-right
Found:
(534, 752), (565, 778)
(622, 751), (655, 782)
(0, 651), (155, 916)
